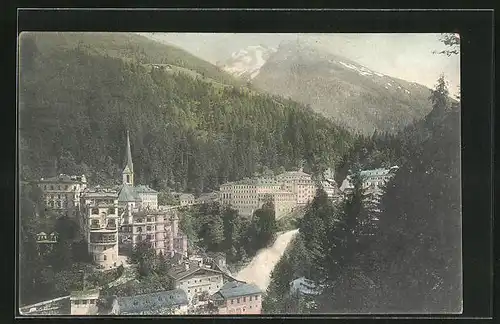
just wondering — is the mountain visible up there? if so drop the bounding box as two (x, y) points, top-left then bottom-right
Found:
(221, 41), (434, 135)
(218, 45), (277, 80)
(19, 33), (353, 192)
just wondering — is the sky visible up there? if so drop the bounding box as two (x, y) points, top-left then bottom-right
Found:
(140, 33), (460, 97)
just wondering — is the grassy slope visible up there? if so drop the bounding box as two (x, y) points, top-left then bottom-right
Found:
(23, 32), (244, 87)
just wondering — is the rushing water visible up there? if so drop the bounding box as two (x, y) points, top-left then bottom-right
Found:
(235, 229), (299, 292)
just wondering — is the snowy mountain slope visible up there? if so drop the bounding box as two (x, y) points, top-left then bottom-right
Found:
(223, 41), (433, 134)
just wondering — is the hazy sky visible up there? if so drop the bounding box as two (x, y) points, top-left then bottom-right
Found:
(141, 33), (460, 96)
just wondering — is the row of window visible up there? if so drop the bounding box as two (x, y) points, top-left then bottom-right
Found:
(72, 299), (96, 306)
(91, 207), (116, 214)
(230, 295), (258, 304)
(43, 184), (77, 191)
(46, 200), (67, 208)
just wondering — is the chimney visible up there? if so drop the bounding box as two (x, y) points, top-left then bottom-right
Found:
(184, 261), (190, 271)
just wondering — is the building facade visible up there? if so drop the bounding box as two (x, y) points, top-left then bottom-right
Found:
(37, 174), (87, 216)
(167, 260), (225, 303)
(219, 169), (317, 218)
(119, 208), (187, 257)
(276, 169), (317, 205)
(179, 194), (195, 206)
(70, 289), (100, 315)
(209, 281), (262, 315)
(339, 166), (399, 196)
(80, 188), (120, 270)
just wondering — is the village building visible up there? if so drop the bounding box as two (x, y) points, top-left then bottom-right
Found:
(37, 174), (87, 217)
(275, 169), (317, 205)
(166, 259), (225, 303)
(196, 192), (219, 204)
(179, 193), (196, 206)
(110, 289), (189, 315)
(115, 130), (188, 257)
(70, 289), (100, 315)
(339, 166), (399, 197)
(219, 169), (317, 218)
(119, 208), (187, 257)
(80, 187), (120, 270)
(289, 277), (323, 296)
(209, 281), (262, 315)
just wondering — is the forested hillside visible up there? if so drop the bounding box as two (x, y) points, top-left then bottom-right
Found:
(264, 76), (462, 314)
(19, 33), (353, 192)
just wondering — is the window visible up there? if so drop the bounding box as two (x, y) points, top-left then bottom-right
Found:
(147, 217), (152, 222)
(89, 299), (95, 305)
(147, 226), (152, 231)
(133, 301), (138, 306)
(255, 295), (258, 300)
(237, 298), (240, 303)
(136, 227), (142, 233)
(231, 299), (234, 305)
(92, 207), (99, 214)
(243, 297), (246, 302)
(109, 207), (115, 214)
(126, 175), (130, 183)
(74, 300), (80, 305)
(188, 290), (190, 293)
(50, 185), (54, 190)
(82, 300), (88, 305)
(103, 255), (107, 261)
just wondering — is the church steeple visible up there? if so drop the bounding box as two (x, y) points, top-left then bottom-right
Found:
(122, 130), (134, 186)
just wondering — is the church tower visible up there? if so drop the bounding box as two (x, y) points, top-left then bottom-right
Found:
(122, 130), (134, 186)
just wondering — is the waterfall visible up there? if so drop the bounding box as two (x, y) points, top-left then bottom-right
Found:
(235, 229), (299, 291)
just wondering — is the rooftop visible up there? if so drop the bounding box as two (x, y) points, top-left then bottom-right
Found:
(70, 288), (100, 299)
(118, 184), (141, 202)
(135, 185), (158, 194)
(114, 289), (188, 314)
(40, 174), (86, 183)
(212, 281), (261, 300)
(167, 260), (222, 281)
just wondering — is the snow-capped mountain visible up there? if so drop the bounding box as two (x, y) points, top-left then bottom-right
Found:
(223, 41), (433, 134)
(219, 45), (277, 80)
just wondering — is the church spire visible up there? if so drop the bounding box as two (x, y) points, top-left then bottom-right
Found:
(125, 130), (133, 172)
(122, 130), (134, 186)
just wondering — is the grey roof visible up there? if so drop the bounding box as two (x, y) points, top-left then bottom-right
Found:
(39, 174), (86, 183)
(213, 281), (262, 299)
(114, 289), (188, 314)
(179, 193), (195, 199)
(118, 184), (141, 202)
(70, 288), (100, 299)
(167, 260), (222, 281)
(135, 185), (158, 194)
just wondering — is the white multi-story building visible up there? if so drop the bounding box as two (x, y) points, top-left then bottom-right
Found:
(167, 260), (225, 303)
(37, 174), (87, 216)
(275, 169), (317, 205)
(339, 166), (399, 196)
(119, 208), (187, 257)
(219, 169), (319, 218)
(80, 188), (120, 270)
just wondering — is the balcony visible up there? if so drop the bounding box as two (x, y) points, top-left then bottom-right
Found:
(90, 238), (117, 245)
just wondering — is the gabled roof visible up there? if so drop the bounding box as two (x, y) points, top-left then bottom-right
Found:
(212, 281), (262, 300)
(167, 261), (223, 281)
(135, 185), (158, 194)
(118, 184), (141, 202)
(114, 289), (188, 314)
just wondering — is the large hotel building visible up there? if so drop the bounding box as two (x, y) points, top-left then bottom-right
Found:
(219, 169), (320, 219)
(37, 131), (188, 270)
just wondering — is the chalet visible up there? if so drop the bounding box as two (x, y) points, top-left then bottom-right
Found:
(209, 281), (262, 315)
